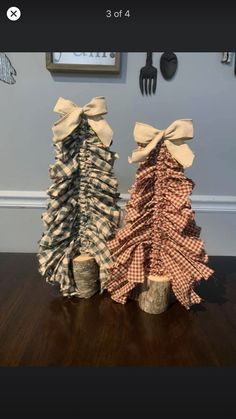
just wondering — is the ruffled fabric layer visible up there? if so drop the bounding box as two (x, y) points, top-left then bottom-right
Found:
(38, 117), (120, 296)
(107, 140), (214, 309)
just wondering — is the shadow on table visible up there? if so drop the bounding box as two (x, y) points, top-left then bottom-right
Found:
(193, 255), (236, 311)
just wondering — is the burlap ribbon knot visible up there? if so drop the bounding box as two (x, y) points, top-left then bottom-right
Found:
(52, 96), (113, 147)
(129, 119), (194, 168)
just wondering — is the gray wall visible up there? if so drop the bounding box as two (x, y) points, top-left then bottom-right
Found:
(0, 53), (236, 254)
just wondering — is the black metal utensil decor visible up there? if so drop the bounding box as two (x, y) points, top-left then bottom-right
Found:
(221, 52), (233, 64)
(160, 52), (178, 80)
(220, 52), (236, 76)
(139, 52), (157, 95)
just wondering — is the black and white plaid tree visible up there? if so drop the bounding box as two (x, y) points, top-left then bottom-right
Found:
(38, 97), (120, 297)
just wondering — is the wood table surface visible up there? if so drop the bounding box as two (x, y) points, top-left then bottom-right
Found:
(0, 253), (235, 366)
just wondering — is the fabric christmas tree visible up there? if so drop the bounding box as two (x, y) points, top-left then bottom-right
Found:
(38, 96), (121, 297)
(107, 119), (214, 309)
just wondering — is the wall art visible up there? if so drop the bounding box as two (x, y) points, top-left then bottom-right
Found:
(46, 52), (121, 74)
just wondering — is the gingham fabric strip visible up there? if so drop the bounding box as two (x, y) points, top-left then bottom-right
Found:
(38, 97), (121, 296)
(107, 121), (214, 309)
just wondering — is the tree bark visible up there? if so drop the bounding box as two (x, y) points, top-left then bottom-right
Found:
(138, 275), (171, 314)
(72, 255), (99, 298)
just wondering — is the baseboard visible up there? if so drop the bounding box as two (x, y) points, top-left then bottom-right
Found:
(0, 190), (236, 213)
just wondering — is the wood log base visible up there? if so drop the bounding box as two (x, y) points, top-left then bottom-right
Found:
(138, 275), (171, 314)
(72, 255), (99, 299)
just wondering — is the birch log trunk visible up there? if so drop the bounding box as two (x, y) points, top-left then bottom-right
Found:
(72, 255), (99, 298)
(138, 275), (171, 314)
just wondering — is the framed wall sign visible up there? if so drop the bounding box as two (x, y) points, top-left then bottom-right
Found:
(46, 52), (121, 74)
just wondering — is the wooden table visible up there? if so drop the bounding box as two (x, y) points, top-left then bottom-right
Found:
(0, 254), (235, 366)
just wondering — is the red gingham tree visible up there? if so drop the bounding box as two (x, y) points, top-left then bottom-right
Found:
(107, 119), (214, 309)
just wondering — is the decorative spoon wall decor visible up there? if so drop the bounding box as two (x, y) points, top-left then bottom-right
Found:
(160, 52), (178, 80)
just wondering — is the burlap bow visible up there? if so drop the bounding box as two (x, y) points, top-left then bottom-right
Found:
(52, 96), (113, 147)
(129, 119), (194, 168)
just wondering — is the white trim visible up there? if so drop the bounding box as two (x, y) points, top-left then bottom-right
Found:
(0, 190), (236, 213)
(120, 194), (236, 213)
(189, 195), (236, 213)
(0, 190), (46, 209)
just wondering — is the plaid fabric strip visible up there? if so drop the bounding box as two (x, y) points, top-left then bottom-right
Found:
(38, 116), (121, 296)
(107, 140), (214, 308)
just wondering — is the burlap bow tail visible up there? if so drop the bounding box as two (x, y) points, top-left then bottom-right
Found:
(52, 96), (113, 147)
(129, 119), (194, 168)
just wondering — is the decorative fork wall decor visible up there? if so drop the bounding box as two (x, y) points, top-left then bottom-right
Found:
(139, 52), (157, 95)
